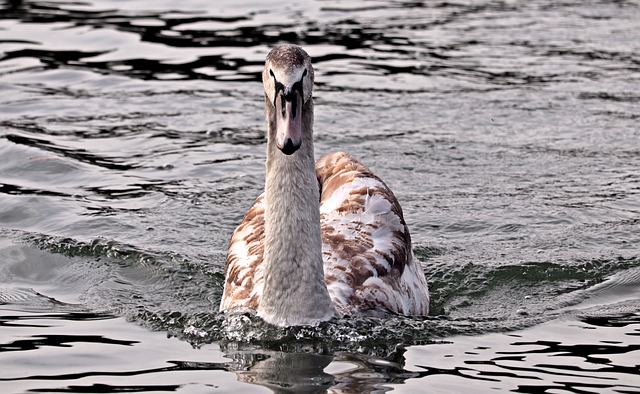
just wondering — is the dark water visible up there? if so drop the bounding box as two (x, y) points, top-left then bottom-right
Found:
(1, 0), (639, 392)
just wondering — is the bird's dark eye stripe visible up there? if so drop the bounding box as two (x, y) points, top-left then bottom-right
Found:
(291, 70), (306, 105)
(270, 70), (285, 107)
(270, 68), (307, 109)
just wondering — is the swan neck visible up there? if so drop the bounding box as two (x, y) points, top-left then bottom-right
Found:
(258, 97), (335, 326)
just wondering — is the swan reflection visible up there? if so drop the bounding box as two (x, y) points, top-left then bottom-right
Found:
(222, 343), (420, 393)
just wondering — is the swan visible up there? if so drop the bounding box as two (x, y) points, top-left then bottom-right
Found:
(220, 44), (430, 327)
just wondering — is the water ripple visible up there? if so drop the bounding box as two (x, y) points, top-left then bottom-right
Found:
(1, 0), (640, 392)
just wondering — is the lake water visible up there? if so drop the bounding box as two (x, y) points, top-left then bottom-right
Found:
(1, 0), (639, 392)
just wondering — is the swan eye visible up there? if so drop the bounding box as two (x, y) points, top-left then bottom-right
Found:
(268, 67), (305, 109)
(270, 70), (285, 107)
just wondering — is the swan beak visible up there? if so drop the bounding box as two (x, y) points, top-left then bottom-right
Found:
(275, 91), (303, 155)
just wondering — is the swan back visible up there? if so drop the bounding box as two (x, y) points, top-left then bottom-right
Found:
(317, 152), (430, 316)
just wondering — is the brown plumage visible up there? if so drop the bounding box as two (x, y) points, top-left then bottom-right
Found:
(221, 151), (430, 317)
(219, 44), (429, 326)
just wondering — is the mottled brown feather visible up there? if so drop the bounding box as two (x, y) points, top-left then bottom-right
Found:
(221, 151), (430, 316)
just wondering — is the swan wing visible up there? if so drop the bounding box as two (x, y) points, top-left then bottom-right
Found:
(220, 193), (265, 312)
(317, 152), (430, 316)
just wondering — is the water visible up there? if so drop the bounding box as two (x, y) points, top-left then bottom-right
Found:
(1, 0), (639, 392)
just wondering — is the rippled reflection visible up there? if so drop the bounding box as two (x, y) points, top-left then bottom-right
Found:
(4, 0), (637, 88)
(214, 313), (640, 393)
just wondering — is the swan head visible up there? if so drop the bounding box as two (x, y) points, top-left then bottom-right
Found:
(263, 44), (314, 155)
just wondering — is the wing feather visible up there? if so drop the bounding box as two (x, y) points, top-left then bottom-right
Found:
(221, 151), (430, 317)
(317, 151), (430, 316)
(220, 194), (265, 311)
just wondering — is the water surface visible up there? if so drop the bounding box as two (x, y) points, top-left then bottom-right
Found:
(1, 0), (639, 392)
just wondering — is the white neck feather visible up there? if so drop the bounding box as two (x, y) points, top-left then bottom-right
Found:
(257, 97), (335, 326)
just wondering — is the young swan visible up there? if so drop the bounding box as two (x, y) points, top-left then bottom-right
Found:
(220, 44), (430, 327)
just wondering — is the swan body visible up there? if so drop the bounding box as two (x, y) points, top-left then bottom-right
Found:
(220, 44), (429, 326)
